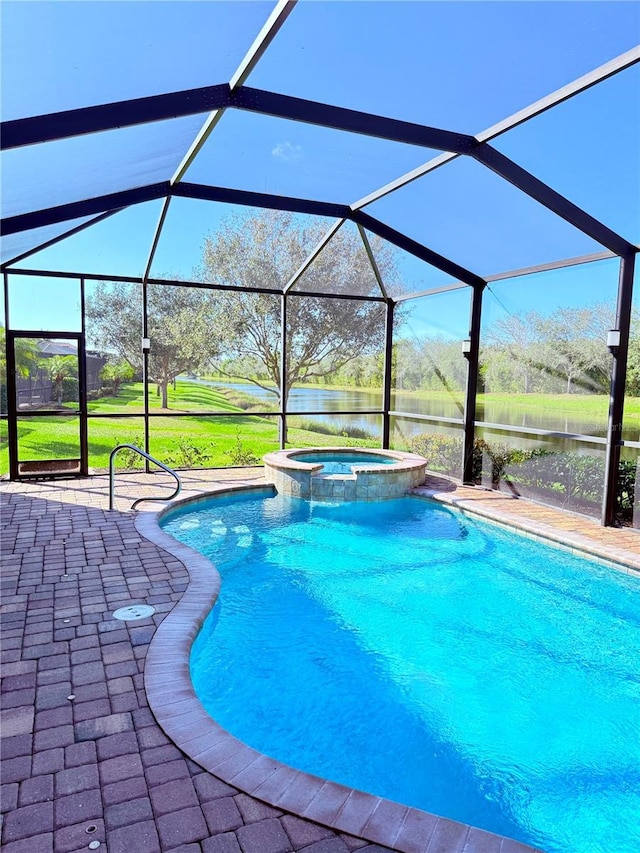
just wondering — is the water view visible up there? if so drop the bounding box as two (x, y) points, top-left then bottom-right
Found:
(198, 379), (623, 441)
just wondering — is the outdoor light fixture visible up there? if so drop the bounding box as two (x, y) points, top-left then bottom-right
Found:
(142, 337), (151, 353)
(461, 339), (472, 357)
(606, 329), (621, 353)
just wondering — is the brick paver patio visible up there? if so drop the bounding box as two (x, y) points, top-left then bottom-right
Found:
(1, 467), (638, 853)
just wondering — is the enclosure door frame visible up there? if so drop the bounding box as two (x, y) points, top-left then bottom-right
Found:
(6, 329), (88, 480)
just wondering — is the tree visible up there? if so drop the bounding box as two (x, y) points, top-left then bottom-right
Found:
(42, 355), (77, 406)
(195, 211), (400, 417)
(536, 304), (612, 394)
(486, 311), (544, 394)
(484, 303), (614, 395)
(0, 327), (40, 385)
(85, 282), (221, 408)
(100, 359), (134, 396)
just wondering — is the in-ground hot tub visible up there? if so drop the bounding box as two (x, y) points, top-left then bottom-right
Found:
(263, 446), (427, 500)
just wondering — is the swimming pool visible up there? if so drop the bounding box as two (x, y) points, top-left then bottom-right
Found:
(161, 491), (640, 853)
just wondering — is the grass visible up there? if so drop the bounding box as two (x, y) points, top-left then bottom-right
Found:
(87, 380), (245, 414)
(1, 382), (372, 474)
(395, 388), (640, 420)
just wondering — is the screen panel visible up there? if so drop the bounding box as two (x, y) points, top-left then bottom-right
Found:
(148, 414), (278, 468)
(248, 2), (639, 132)
(88, 416), (146, 472)
(184, 108), (438, 205)
(291, 221), (382, 297)
(1, 216), (98, 266)
(2, 1), (272, 119)
(85, 280), (144, 414)
(286, 414), (382, 449)
(8, 275), (81, 332)
(16, 201), (165, 279)
(364, 229), (458, 297)
(494, 64), (640, 245)
(2, 114), (205, 220)
(475, 425), (606, 519)
(151, 201), (337, 287)
(479, 258), (618, 438)
(393, 289), (471, 419)
(286, 294), (386, 413)
(391, 416), (463, 482)
(365, 157), (602, 276)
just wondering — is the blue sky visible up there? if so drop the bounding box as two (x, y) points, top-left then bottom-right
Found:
(2, 1), (638, 334)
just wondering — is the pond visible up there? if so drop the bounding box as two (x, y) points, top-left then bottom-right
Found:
(196, 379), (625, 441)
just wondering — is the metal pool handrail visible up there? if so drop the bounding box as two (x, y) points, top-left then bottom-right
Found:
(109, 444), (182, 511)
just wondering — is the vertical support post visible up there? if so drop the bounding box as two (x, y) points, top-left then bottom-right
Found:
(142, 279), (151, 473)
(78, 278), (89, 476)
(602, 252), (636, 526)
(382, 299), (394, 448)
(5, 272), (19, 481)
(279, 292), (287, 448)
(462, 283), (485, 484)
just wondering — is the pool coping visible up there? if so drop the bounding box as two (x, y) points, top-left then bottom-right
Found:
(135, 483), (562, 853)
(411, 486), (640, 577)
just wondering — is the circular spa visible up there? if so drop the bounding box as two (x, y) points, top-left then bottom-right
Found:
(263, 447), (427, 501)
(158, 489), (640, 853)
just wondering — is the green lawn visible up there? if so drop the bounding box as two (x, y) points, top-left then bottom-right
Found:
(87, 380), (246, 414)
(1, 382), (371, 474)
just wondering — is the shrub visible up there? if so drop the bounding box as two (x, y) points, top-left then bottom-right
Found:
(61, 377), (78, 403)
(166, 436), (216, 468)
(225, 431), (259, 466)
(112, 435), (146, 469)
(295, 418), (374, 441)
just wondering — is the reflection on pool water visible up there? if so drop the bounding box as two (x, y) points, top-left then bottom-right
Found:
(162, 491), (640, 853)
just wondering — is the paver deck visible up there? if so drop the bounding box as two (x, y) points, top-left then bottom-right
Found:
(1, 467), (638, 853)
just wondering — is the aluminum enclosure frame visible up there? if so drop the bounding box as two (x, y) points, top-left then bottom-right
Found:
(1, 9), (638, 524)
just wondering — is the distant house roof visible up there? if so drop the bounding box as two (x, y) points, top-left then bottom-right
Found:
(38, 340), (76, 356)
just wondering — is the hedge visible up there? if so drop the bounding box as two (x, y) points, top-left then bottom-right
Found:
(409, 432), (637, 525)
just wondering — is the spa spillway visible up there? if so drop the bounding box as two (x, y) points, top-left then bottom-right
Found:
(263, 447), (427, 500)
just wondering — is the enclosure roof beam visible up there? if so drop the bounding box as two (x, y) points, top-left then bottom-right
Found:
(0, 183), (170, 236)
(173, 182), (351, 219)
(142, 197), (172, 283)
(0, 85), (232, 151)
(5, 46), (635, 155)
(356, 224), (388, 300)
(484, 250), (617, 283)
(231, 87), (476, 154)
(173, 184), (486, 287)
(2, 180), (485, 289)
(472, 145), (637, 257)
(393, 250), (619, 302)
(352, 46), (640, 211)
(351, 210), (486, 289)
(394, 281), (469, 302)
(477, 45), (640, 143)
(230, 0), (297, 90)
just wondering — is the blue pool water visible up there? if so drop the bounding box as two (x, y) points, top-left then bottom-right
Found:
(292, 451), (396, 475)
(162, 492), (640, 853)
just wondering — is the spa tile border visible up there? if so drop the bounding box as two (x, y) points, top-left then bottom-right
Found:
(137, 483), (541, 853)
(264, 447), (427, 501)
